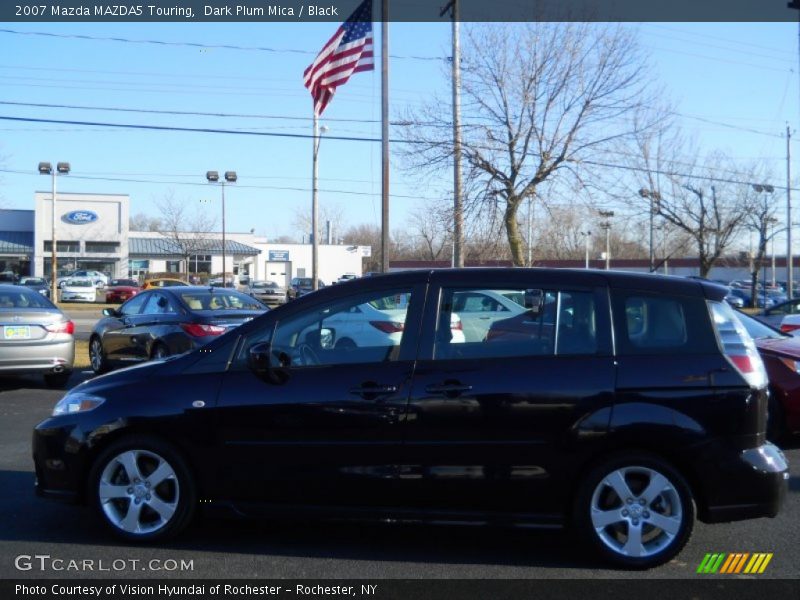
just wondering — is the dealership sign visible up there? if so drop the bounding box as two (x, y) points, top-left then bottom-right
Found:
(269, 250), (289, 261)
(63, 210), (98, 225)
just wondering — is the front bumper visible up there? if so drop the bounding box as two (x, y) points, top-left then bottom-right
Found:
(33, 419), (87, 503)
(699, 442), (789, 523)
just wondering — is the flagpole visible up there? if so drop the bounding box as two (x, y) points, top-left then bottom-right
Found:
(380, 0), (390, 273)
(312, 112), (319, 291)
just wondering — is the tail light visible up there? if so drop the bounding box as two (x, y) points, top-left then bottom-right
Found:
(45, 320), (74, 335)
(369, 320), (405, 334)
(180, 323), (226, 337)
(780, 322), (800, 334)
(709, 301), (768, 388)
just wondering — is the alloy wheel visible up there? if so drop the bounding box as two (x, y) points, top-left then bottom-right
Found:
(589, 466), (684, 559)
(98, 449), (179, 536)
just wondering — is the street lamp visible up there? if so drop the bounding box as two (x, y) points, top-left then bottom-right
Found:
(639, 188), (661, 273)
(598, 210), (615, 270)
(311, 124), (329, 291)
(39, 161), (70, 300)
(580, 230), (592, 269)
(206, 170), (237, 285)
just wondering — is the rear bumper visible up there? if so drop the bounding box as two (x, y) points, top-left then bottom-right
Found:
(699, 443), (789, 523)
(0, 338), (74, 374)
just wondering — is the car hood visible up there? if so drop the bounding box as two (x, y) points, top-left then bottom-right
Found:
(755, 335), (800, 359)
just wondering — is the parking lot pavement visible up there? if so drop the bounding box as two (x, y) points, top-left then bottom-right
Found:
(0, 380), (797, 580)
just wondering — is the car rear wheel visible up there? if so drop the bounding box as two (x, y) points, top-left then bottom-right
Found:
(89, 436), (195, 542)
(574, 453), (694, 569)
(89, 336), (110, 374)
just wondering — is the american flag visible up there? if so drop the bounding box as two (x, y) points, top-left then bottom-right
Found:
(303, 0), (374, 116)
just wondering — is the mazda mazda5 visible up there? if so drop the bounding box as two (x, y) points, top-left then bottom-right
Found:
(33, 269), (789, 569)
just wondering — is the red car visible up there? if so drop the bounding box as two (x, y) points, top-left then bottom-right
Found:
(104, 278), (141, 304)
(737, 311), (800, 441)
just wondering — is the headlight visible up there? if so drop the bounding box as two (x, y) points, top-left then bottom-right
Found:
(52, 393), (105, 416)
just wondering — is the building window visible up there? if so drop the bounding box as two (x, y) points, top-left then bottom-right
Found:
(85, 241), (120, 253)
(189, 255), (211, 274)
(43, 240), (80, 253)
(166, 260), (182, 273)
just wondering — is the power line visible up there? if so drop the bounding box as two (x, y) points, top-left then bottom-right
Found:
(0, 28), (444, 61)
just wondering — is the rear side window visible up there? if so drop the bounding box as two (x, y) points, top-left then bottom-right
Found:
(612, 291), (717, 355)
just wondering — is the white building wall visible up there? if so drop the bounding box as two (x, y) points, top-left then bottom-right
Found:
(34, 192), (129, 278)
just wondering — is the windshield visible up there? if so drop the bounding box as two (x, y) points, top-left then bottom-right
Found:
(180, 291), (266, 311)
(111, 279), (138, 287)
(735, 312), (787, 340)
(67, 280), (94, 288)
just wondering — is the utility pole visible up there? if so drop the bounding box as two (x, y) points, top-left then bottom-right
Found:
(380, 0), (390, 273)
(527, 194), (533, 267)
(788, 125), (794, 298)
(441, 0), (463, 268)
(639, 188), (660, 273)
(581, 231), (592, 269)
(599, 210), (614, 270)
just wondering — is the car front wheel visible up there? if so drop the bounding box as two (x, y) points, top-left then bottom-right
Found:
(574, 453), (694, 569)
(89, 437), (195, 542)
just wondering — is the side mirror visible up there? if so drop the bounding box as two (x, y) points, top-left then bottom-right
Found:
(102, 308), (117, 317)
(248, 342), (289, 384)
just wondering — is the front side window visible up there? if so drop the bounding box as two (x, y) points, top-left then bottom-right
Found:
(434, 287), (598, 360)
(119, 293), (148, 316)
(141, 293), (175, 315)
(248, 289), (414, 368)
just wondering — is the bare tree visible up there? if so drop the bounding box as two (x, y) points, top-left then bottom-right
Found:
(407, 199), (452, 261)
(292, 203), (345, 243)
(129, 213), (163, 232)
(156, 191), (218, 277)
(400, 23), (658, 266)
(744, 184), (780, 306)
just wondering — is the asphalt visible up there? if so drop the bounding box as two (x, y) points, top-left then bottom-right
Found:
(0, 376), (797, 581)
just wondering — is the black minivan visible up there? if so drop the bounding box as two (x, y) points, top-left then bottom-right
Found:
(33, 269), (788, 568)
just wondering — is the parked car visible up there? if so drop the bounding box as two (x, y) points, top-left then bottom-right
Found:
(735, 312), (800, 442)
(18, 276), (51, 299)
(724, 290), (745, 308)
(0, 271), (19, 283)
(0, 284), (73, 387)
(34, 270), (788, 569)
(59, 279), (99, 303)
(57, 270), (108, 289)
(209, 278), (235, 288)
(726, 287), (774, 309)
(337, 273), (358, 284)
(104, 279), (141, 304)
(88, 286), (268, 374)
(142, 278), (189, 289)
(754, 298), (800, 329)
(287, 277), (325, 300)
(246, 280), (287, 307)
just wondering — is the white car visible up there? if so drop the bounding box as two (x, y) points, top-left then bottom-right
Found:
(59, 279), (98, 302)
(57, 270), (108, 289)
(317, 300), (465, 349)
(452, 289), (527, 342)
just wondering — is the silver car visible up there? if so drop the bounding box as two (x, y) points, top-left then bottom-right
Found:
(246, 280), (287, 307)
(0, 284), (74, 388)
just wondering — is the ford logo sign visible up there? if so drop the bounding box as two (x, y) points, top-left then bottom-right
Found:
(63, 210), (98, 225)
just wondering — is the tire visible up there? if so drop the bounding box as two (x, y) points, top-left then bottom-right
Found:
(88, 436), (196, 542)
(151, 343), (170, 360)
(767, 392), (787, 444)
(44, 370), (71, 389)
(89, 336), (110, 374)
(573, 452), (694, 569)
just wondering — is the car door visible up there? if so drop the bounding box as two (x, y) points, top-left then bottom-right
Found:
(121, 292), (179, 359)
(101, 292), (149, 360)
(400, 270), (615, 520)
(211, 281), (427, 511)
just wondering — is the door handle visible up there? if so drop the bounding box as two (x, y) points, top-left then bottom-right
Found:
(425, 381), (473, 396)
(350, 383), (398, 400)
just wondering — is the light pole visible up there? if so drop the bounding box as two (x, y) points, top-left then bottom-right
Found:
(639, 188), (661, 273)
(311, 124), (329, 290)
(580, 230), (592, 269)
(598, 210), (615, 270)
(38, 161), (70, 301)
(527, 194), (533, 267)
(206, 171), (237, 285)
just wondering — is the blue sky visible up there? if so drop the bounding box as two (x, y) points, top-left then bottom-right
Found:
(0, 21), (797, 247)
